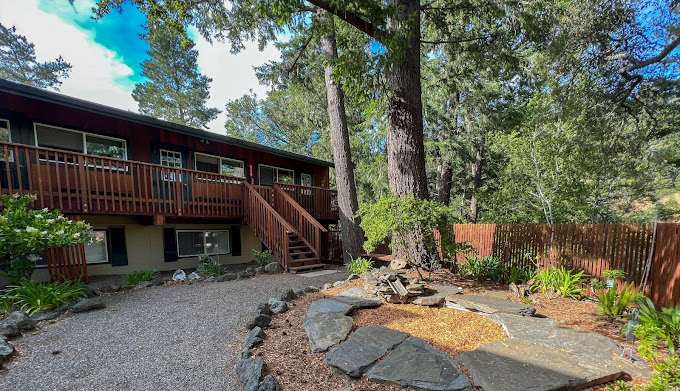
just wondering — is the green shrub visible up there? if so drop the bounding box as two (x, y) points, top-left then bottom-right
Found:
(459, 255), (504, 282)
(531, 267), (584, 299)
(359, 195), (462, 276)
(126, 270), (159, 286)
(1, 280), (86, 315)
(506, 265), (536, 284)
(590, 278), (606, 290)
(634, 297), (680, 361)
(604, 380), (633, 391)
(596, 282), (640, 318)
(196, 255), (223, 277)
(347, 257), (373, 275)
(252, 249), (273, 266)
(0, 194), (92, 284)
(645, 355), (680, 391)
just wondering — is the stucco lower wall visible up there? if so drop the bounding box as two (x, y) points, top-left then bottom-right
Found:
(34, 215), (261, 279)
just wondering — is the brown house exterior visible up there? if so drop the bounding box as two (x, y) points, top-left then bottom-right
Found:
(0, 79), (339, 280)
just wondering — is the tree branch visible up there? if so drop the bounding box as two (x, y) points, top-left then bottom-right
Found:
(421, 34), (492, 45)
(626, 36), (680, 71)
(305, 0), (380, 40)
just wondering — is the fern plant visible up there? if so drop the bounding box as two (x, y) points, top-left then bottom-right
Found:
(347, 257), (373, 275)
(127, 270), (159, 286)
(596, 282), (640, 318)
(531, 267), (584, 299)
(634, 297), (680, 361)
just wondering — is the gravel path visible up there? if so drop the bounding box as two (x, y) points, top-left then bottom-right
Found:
(0, 272), (346, 391)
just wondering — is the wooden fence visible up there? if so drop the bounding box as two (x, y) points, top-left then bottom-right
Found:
(448, 223), (680, 307)
(47, 245), (88, 282)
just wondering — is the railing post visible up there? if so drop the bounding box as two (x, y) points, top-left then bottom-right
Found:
(76, 154), (89, 213)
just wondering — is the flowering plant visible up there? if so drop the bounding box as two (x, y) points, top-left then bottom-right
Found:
(0, 194), (92, 283)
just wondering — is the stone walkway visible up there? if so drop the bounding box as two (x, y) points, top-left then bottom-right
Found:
(305, 288), (648, 391)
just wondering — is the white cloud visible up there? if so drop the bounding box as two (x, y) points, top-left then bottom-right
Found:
(0, 0), (279, 134)
(0, 0), (137, 112)
(195, 37), (279, 133)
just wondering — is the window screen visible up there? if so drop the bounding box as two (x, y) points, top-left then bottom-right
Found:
(195, 153), (220, 173)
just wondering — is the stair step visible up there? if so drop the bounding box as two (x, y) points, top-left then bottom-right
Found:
(290, 251), (314, 258)
(289, 240), (305, 247)
(288, 263), (326, 273)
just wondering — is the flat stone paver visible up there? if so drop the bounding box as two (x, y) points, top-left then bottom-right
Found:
(304, 313), (353, 353)
(446, 295), (531, 315)
(0, 272), (345, 391)
(458, 339), (627, 391)
(325, 325), (408, 377)
(367, 337), (470, 391)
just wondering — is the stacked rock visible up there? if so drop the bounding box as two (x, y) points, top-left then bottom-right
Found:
(363, 270), (430, 304)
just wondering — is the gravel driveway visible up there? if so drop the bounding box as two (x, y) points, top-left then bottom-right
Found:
(0, 271), (345, 391)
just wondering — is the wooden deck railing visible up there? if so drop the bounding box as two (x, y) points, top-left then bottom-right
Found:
(0, 142), (243, 218)
(273, 184), (328, 259)
(243, 182), (293, 270)
(276, 183), (338, 221)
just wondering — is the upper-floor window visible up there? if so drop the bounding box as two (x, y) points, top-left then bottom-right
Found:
(300, 173), (313, 187)
(34, 123), (127, 160)
(0, 119), (10, 143)
(160, 149), (183, 168)
(258, 164), (295, 186)
(194, 152), (244, 178)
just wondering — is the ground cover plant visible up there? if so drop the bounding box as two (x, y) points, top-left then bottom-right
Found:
(252, 249), (273, 267)
(0, 280), (85, 316)
(347, 257), (373, 275)
(634, 297), (680, 361)
(458, 255), (504, 282)
(531, 267), (585, 299)
(597, 282), (640, 319)
(126, 270), (159, 286)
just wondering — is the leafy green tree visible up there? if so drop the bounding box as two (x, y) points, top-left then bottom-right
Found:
(133, 28), (220, 128)
(0, 22), (71, 90)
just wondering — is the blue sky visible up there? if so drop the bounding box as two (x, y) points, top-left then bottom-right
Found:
(0, 0), (280, 132)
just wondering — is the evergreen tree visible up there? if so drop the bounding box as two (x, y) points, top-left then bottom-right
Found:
(0, 23), (71, 90)
(133, 28), (220, 129)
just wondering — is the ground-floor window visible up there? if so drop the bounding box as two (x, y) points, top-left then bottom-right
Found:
(85, 230), (109, 264)
(176, 229), (230, 257)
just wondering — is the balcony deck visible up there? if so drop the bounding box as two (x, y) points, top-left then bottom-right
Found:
(0, 142), (338, 221)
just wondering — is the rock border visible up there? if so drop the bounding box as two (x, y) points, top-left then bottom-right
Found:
(236, 284), (320, 391)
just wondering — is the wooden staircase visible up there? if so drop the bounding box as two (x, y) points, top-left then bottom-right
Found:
(243, 182), (329, 273)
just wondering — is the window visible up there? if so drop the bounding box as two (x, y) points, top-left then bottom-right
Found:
(85, 230), (108, 264)
(0, 119), (10, 143)
(34, 123), (127, 159)
(258, 164), (295, 186)
(0, 119), (13, 162)
(300, 173), (313, 187)
(177, 230), (230, 257)
(160, 149), (182, 181)
(195, 152), (245, 178)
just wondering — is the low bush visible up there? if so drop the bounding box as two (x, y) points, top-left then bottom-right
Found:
(531, 267), (584, 299)
(347, 257), (373, 275)
(196, 255), (223, 277)
(1, 280), (85, 315)
(596, 282), (640, 318)
(459, 255), (504, 282)
(252, 249), (273, 267)
(506, 265), (536, 285)
(126, 270), (159, 286)
(602, 269), (626, 281)
(645, 355), (680, 391)
(634, 297), (680, 361)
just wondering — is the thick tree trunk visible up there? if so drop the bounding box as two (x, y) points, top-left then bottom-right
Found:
(385, 0), (428, 199)
(468, 131), (485, 223)
(437, 162), (453, 205)
(319, 15), (364, 262)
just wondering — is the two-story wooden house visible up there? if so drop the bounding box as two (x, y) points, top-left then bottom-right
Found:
(0, 79), (340, 281)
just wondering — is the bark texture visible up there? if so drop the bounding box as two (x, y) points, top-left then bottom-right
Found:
(319, 15), (364, 261)
(385, 0), (428, 199)
(468, 131), (485, 223)
(437, 161), (453, 205)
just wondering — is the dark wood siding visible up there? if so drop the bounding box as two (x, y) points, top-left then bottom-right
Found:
(0, 93), (331, 187)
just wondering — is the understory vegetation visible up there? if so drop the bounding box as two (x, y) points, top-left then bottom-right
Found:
(126, 270), (159, 286)
(0, 280), (85, 316)
(531, 267), (585, 299)
(346, 257), (373, 275)
(251, 249), (273, 267)
(196, 255), (224, 277)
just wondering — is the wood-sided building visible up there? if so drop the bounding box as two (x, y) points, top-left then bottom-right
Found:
(0, 79), (340, 280)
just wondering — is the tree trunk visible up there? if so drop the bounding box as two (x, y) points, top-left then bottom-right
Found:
(385, 0), (428, 199)
(437, 161), (453, 205)
(318, 14), (364, 262)
(468, 131), (485, 222)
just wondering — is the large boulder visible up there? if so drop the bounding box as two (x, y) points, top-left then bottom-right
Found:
(3, 311), (35, 331)
(0, 323), (19, 338)
(236, 356), (264, 391)
(30, 305), (68, 322)
(71, 298), (106, 313)
(326, 326), (408, 377)
(0, 338), (14, 364)
(304, 313), (353, 353)
(215, 272), (237, 282)
(263, 262), (283, 274)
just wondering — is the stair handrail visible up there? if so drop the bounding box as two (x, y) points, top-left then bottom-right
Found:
(273, 184), (328, 259)
(243, 182), (294, 270)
